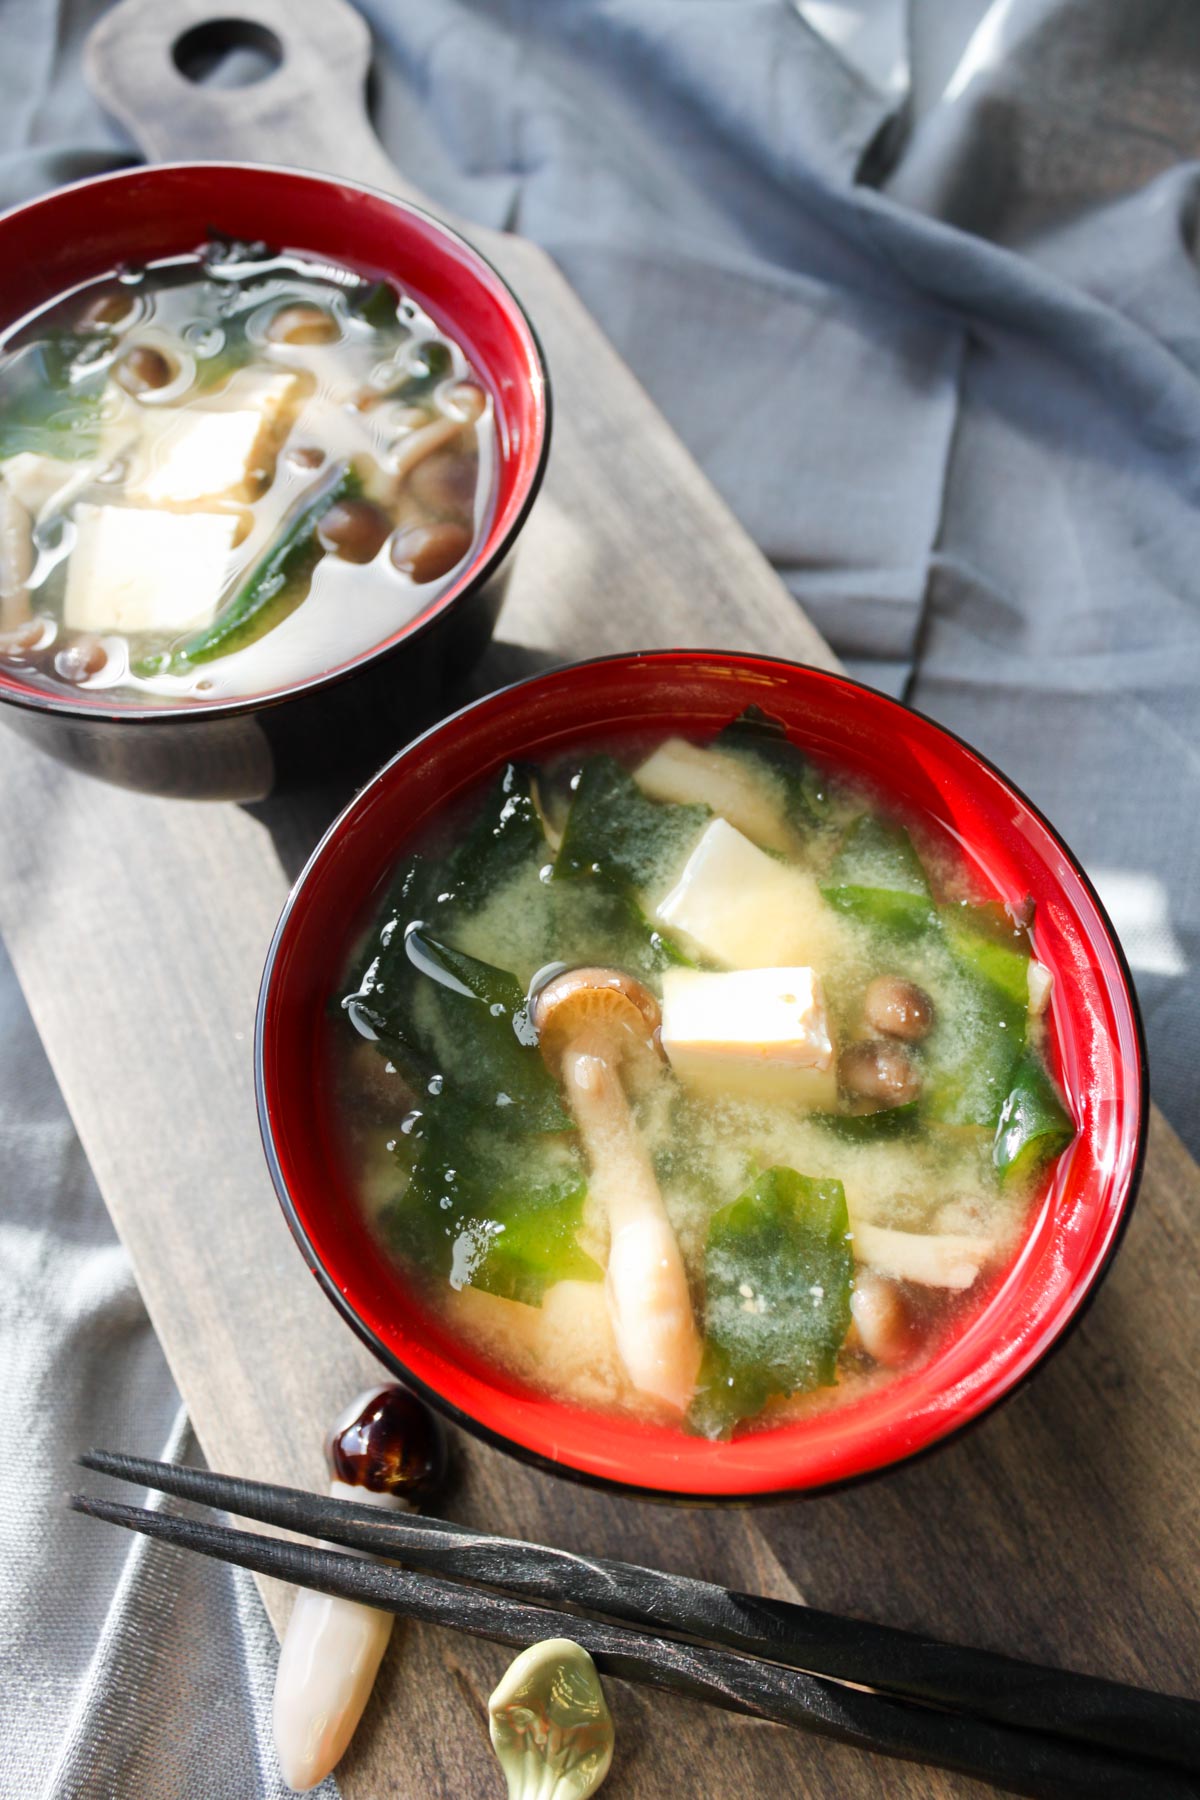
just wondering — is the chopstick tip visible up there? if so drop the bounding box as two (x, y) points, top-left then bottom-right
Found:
(67, 1491), (145, 1530)
(76, 1447), (124, 1476)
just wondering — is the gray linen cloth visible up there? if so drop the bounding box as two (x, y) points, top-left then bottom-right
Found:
(2, 1), (1197, 1793)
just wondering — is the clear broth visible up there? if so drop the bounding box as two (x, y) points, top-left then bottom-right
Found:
(0, 237), (495, 702)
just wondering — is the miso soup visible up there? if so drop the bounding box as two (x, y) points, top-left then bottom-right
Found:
(331, 709), (1076, 1439)
(0, 236), (494, 701)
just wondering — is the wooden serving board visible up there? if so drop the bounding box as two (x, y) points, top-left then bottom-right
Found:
(0, 3), (1194, 1794)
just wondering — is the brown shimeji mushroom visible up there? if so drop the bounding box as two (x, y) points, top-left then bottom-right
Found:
(532, 968), (702, 1415)
(848, 1270), (920, 1368)
(266, 301), (340, 346)
(863, 975), (934, 1043)
(272, 1384), (446, 1792)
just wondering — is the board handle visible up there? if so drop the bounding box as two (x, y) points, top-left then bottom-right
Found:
(85, 0), (429, 208)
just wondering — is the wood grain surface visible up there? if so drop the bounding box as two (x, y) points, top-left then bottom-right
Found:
(0, 2), (1193, 1795)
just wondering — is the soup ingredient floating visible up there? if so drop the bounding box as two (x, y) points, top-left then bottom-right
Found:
(489, 1639), (615, 1800)
(272, 1383), (446, 1792)
(532, 968), (701, 1413)
(0, 237), (494, 702)
(335, 706), (1074, 1439)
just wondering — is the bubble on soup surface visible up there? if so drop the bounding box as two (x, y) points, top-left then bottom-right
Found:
(184, 320), (226, 359)
(368, 356), (404, 391)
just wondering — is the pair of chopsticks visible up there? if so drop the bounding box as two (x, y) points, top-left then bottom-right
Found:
(72, 1451), (1200, 1800)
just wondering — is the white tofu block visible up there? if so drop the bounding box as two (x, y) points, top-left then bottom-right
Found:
(129, 372), (304, 506)
(635, 738), (791, 852)
(132, 409), (272, 505)
(213, 368), (308, 447)
(660, 966), (837, 1106)
(214, 368), (304, 416)
(2, 451), (90, 517)
(64, 504), (236, 635)
(851, 1220), (993, 1290)
(654, 817), (843, 969)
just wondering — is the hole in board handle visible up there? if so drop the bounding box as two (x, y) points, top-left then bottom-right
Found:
(173, 18), (284, 88)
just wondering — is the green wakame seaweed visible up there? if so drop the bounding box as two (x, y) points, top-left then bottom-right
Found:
(690, 1167), (854, 1440)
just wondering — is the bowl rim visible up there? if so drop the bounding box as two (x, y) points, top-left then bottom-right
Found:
(255, 649), (1150, 1504)
(0, 159), (552, 725)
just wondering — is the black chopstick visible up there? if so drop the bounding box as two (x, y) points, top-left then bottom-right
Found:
(70, 1487), (1194, 1800)
(79, 1448), (1200, 1779)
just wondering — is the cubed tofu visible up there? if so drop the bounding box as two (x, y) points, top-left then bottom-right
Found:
(2, 451), (91, 517)
(129, 372), (304, 506)
(654, 817), (843, 969)
(635, 738), (791, 852)
(64, 504), (236, 635)
(660, 965), (837, 1106)
(131, 410), (265, 505)
(211, 368), (308, 443)
(214, 368), (304, 415)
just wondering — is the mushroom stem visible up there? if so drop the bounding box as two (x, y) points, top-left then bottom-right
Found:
(388, 415), (464, 485)
(560, 1034), (701, 1415)
(533, 969), (702, 1415)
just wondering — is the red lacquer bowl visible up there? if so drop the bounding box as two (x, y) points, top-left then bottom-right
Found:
(256, 651), (1147, 1501)
(0, 163), (548, 799)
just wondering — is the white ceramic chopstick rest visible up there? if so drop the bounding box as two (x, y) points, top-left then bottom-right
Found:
(489, 1638), (615, 1800)
(272, 1384), (446, 1792)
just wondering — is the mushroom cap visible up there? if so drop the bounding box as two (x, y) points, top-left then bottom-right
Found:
(532, 966), (662, 1069)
